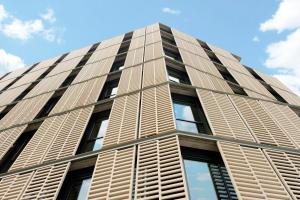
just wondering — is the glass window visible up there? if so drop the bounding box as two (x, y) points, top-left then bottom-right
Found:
(173, 102), (198, 133)
(169, 75), (180, 83)
(110, 87), (118, 98)
(58, 167), (94, 200)
(76, 110), (110, 154)
(167, 66), (190, 85)
(98, 79), (120, 101)
(184, 159), (218, 200)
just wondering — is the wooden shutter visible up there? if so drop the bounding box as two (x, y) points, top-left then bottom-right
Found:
(31, 56), (60, 72)
(88, 147), (135, 200)
(87, 42), (122, 64)
(50, 77), (106, 114)
(264, 150), (300, 200)
(103, 93), (140, 146)
(171, 28), (199, 46)
(215, 54), (251, 75)
(146, 23), (160, 34)
(260, 101), (300, 148)
(20, 163), (70, 200)
(0, 93), (53, 129)
(132, 28), (146, 38)
(0, 68), (27, 91)
(143, 58), (168, 88)
(0, 172), (34, 199)
(230, 96), (297, 148)
(140, 85), (175, 138)
(186, 66), (233, 93)
(197, 89), (254, 142)
(228, 69), (276, 100)
(135, 136), (189, 199)
(129, 36), (145, 50)
(0, 125), (27, 160)
(174, 38), (208, 59)
(144, 42), (164, 61)
(9, 114), (68, 170)
(62, 45), (92, 61)
(145, 31), (161, 45)
(208, 44), (239, 62)
(218, 142), (291, 200)
(124, 48), (144, 68)
(271, 87), (300, 106)
(43, 107), (93, 162)
(117, 65), (142, 95)
(0, 83), (31, 106)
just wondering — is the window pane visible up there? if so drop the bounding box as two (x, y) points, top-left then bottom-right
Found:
(77, 178), (91, 200)
(96, 119), (109, 138)
(169, 75), (180, 83)
(184, 160), (218, 200)
(110, 87), (118, 97)
(174, 103), (195, 121)
(176, 120), (198, 133)
(93, 138), (103, 151)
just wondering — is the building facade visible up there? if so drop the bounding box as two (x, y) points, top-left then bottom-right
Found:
(0, 23), (300, 200)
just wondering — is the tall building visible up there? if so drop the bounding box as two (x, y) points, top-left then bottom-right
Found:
(0, 23), (300, 200)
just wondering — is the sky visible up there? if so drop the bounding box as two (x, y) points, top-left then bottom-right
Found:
(0, 0), (299, 95)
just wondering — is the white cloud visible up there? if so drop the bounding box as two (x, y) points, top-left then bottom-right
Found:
(0, 4), (62, 42)
(259, 0), (300, 96)
(260, 0), (300, 32)
(162, 7), (181, 15)
(41, 8), (56, 23)
(0, 4), (8, 22)
(252, 36), (260, 42)
(0, 49), (25, 75)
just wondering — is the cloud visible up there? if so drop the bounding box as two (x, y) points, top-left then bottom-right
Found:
(0, 4), (62, 43)
(41, 8), (56, 23)
(196, 172), (211, 182)
(260, 0), (300, 32)
(0, 49), (25, 75)
(259, 0), (300, 96)
(252, 36), (260, 42)
(162, 7), (181, 15)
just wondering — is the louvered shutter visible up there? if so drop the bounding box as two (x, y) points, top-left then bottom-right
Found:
(117, 65), (142, 95)
(104, 93), (140, 146)
(139, 85), (175, 138)
(143, 58), (168, 87)
(88, 147), (135, 199)
(197, 90), (254, 141)
(218, 142), (291, 200)
(135, 136), (189, 199)
(144, 42), (164, 61)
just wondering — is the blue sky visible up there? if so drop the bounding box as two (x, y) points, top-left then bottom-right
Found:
(0, 0), (299, 94)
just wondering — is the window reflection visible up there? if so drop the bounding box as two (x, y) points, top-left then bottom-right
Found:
(77, 178), (91, 200)
(173, 102), (199, 133)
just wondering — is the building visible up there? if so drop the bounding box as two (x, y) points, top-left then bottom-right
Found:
(0, 23), (300, 200)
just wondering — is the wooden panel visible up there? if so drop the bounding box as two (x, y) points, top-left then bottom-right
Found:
(97, 35), (124, 49)
(197, 89), (254, 141)
(43, 107), (93, 162)
(117, 65), (142, 95)
(135, 136), (189, 199)
(145, 31), (161, 45)
(230, 96), (297, 148)
(0, 67), (27, 87)
(0, 83), (31, 106)
(218, 142), (291, 200)
(88, 147), (135, 200)
(0, 172), (34, 199)
(228, 69), (276, 100)
(171, 28), (198, 45)
(50, 77), (106, 114)
(0, 125), (27, 160)
(124, 48), (144, 68)
(132, 28), (146, 38)
(31, 56), (60, 72)
(260, 101), (300, 148)
(62, 45), (91, 61)
(178, 49), (222, 78)
(216, 54), (251, 75)
(20, 163), (70, 200)
(0, 93), (53, 129)
(143, 58), (168, 88)
(186, 66), (233, 93)
(146, 23), (160, 34)
(87, 43), (122, 64)
(175, 37), (208, 59)
(264, 150), (300, 200)
(46, 56), (82, 76)
(104, 93), (140, 146)
(140, 85), (175, 138)
(208, 44), (239, 61)
(272, 87), (300, 106)
(9, 114), (68, 170)
(144, 42), (164, 61)
(73, 57), (114, 83)
(129, 36), (145, 50)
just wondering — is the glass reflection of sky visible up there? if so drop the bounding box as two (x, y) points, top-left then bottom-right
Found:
(77, 178), (91, 200)
(174, 103), (198, 133)
(93, 119), (108, 151)
(184, 160), (218, 200)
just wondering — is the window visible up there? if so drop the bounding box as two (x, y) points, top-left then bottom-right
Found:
(167, 66), (190, 84)
(172, 94), (211, 134)
(182, 147), (237, 200)
(0, 129), (36, 173)
(57, 167), (94, 200)
(0, 103), (16, 120)
(77, 110), (110, 154)
(35, 94), (61, 119)
(110, 55), (126, 72)
(98, 79), (119, 100)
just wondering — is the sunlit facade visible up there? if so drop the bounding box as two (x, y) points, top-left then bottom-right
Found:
(0, 23), (300, 200)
